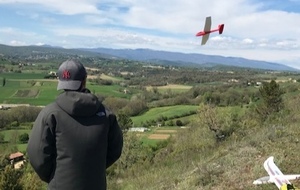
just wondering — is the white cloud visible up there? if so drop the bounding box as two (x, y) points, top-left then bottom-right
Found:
(9, 40), (27, 46)
(0, 0), (300, 69)
(242, 38), (253, 44)
(35, 42), (45, 46)
(0, 0), (100, 15)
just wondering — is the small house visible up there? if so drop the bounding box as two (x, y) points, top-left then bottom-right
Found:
(9, 152), (25, 169)
(129, 127), (150, 132)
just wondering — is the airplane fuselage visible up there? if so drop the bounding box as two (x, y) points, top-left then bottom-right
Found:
(195, 16), (224, 45)
(196, 27), (222, 36)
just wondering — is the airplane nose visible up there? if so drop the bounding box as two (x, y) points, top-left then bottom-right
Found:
(196, 32), (204, 36)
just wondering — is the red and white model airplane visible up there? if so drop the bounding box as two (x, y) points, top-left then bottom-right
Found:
(196, 16), (224, 45)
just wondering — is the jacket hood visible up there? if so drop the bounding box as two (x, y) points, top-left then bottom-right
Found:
(56, 90), (101, 117)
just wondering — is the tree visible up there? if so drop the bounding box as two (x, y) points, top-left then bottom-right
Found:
(123, 99), (148, 116)
(197, 103), (238, 141)
(9, 131), (19, 145)
(257, 80), (284, 119)
(2, 77), (6, 87)
(109, 133), (152, 174)
(102, 97), (128, 114)
(19, 133), (29, 143)
(0, 154), (9, 169)
(0, 165), (23, 190)
(0, 133), (4, 143)
(117, 111), (133, 132)
(20, 164), (46, 190)
(175, 119), (183, 126)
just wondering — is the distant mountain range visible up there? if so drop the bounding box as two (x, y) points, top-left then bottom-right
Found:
(0, 44), (297, 71)
(82, 48), (298, 71)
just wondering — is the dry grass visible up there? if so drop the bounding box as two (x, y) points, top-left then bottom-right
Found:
(146, 84), (192, 91)
(148, 134), (170, 140)
(14, 90), (39, 98)
(87, 73), (121, 81)
(155, 130), (177, 133)
(110, 96), (300, 190)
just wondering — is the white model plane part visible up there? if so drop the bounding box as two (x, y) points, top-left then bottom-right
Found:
(264, 156), (291, 188)
(201, 16), (211, 45)
(253, 156), (300, 189)
(253, 175), (300, 185)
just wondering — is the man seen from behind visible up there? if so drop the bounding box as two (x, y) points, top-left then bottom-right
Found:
(27, 59), (123, 190)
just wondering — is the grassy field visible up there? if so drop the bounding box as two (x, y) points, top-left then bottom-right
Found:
(0, 78), (133, 105)
(0, 71), (198, 152)
(0, 73), (46, 79)
(87, 73), (123, 81)
(0, 70), (137, 105)
(133, 126), (183, 147)
(146, 84), (192, 94)
(0, 129), (31, 152)
(131, 105), (199, 126)
(0, 129), (30, 142)
(0, 78), (59, 105)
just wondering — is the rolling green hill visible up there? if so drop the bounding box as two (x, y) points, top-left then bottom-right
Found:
(108, 95), (300, 190)
(131, 105), (198, 126)
(1, 47), (300, 190)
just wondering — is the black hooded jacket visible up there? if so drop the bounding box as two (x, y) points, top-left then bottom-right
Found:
(27, 90), (123, 190)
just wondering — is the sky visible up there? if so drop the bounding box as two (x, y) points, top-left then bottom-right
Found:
(0, 0), (300, 69)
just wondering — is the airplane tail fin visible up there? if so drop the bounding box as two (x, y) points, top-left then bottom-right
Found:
(218, 24), (224, 34)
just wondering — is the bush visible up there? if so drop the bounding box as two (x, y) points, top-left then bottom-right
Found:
(19, 133), (29, 143)
(122, 100), (148, 116)
(10, 121), (19, 128)
(176, 120), (183, 126)
(0, 133), (4, 143)
(0, 107), (42, 129)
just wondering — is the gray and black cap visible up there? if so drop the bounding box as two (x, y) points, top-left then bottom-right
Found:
(57, 59), (87, 91)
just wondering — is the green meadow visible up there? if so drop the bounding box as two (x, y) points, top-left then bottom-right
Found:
(146, 84), (193, 94)
(0, 72), (46, 80)
(0, 79), (59, 105)
(0, 72), (197, 153)
(0, 74), (133, 105)
(131, 105), (199, 126)
(0, 129), (31, 152)
(0, 129), (30, 142)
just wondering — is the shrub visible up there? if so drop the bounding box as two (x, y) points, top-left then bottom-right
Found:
(0, 133), (4, 143)
(19, 133), (29, 143)
(176, 120), (183, 126)
(10, 121), (19, 128)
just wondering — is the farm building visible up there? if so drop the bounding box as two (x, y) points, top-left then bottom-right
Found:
(129, 127), (150, 132)
(9, 152), (25, 169)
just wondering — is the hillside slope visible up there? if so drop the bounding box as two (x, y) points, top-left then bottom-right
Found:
(108, 96), (300, 190)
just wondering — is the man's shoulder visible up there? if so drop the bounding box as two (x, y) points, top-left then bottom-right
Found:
(44, 101), (59, 109)
(40, 102), (62, 114)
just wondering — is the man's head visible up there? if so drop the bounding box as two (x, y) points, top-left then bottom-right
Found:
(57, 59), (87, 91)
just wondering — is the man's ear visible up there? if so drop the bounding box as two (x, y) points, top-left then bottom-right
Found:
(82, 77), (87, 88)
(78, 77), (87, 91)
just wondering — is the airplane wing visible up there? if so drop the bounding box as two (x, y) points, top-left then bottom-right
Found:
(253, 175), (300, 185)
(201, 16), (212, 45)
(264, 156), (291, 189)
(253, 176), (273, 185)
(201, 33), (210, 45)
(284, 175), (300, 180)
(203, 16), (212, 32)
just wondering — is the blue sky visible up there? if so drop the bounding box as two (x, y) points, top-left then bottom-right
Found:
(0, 0), (300, 69)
